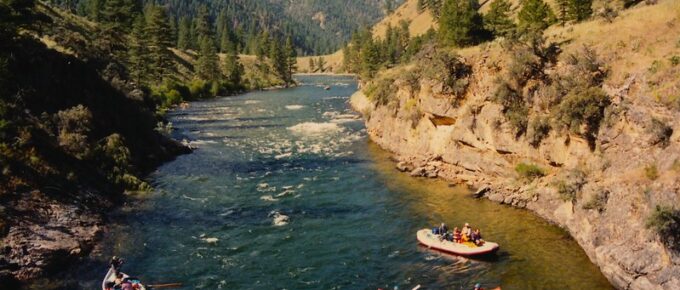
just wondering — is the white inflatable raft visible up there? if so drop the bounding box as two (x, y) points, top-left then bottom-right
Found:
(102, 266), (146, 290)
(417, 229), (499, 256)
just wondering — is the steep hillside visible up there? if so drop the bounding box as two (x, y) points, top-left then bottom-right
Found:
(46, 0), (396, 55)
(0, 2), (189, 287)
(351, 1), (680, 289)
(372, 0), (436, 39)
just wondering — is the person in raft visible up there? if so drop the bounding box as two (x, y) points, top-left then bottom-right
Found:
(453, 227), (462, 243)
(471, 228), (485, 246)
(438, 223), (448, 235)
(462, 223), (472, 242)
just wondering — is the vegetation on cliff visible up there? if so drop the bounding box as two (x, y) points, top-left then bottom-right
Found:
(354, 1), (680, 287)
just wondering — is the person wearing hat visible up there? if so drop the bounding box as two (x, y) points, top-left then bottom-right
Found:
(462, 223), (472, 242)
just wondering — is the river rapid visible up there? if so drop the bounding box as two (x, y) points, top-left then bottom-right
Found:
(70, 76), (612, 289)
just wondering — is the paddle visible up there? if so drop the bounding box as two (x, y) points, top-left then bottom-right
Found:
(146, 283), (183, 289)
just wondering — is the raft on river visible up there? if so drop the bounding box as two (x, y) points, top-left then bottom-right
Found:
(102, 265), (146, 290)
(416, 229), (499, 256)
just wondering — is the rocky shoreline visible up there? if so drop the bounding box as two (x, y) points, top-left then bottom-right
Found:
(350, 81), (680, 290)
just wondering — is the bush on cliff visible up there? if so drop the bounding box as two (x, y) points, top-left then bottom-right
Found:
(553, 87), (610, 144)
(365, 77), (397, 107)
(554, 169), (587, 202)
(528, 116), (551, 147)
(422, 50), (471, 106)
(515, 162), (545, 181)
(582, 190), (609, 212)
(494, 80), (528, 135)
(646, 205), (680, 251)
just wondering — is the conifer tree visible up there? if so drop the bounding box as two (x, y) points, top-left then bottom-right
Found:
(100, 0), (137, 33)
(556, 0), (570, 24)
(219, 25), (234, 53)
(196, 35), (220, 81)
(222, 50), (243, 86)
(177, 17), (191, 50)
(128, 15), (149, 84)
(484, 0), (516, 38)
(360, 41), (380, 78)
(193, 5), (211, 40)
(146, 5), (173, 82)
(284, 36), (297, 86)
(518, 0), (556, 34)
(438, 0), (484, 47)
(568, 0), (593, 22)
(99, 0), (138, 51)
(269, 40), (286, 80)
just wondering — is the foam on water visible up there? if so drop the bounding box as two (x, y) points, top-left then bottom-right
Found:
(285, 105), (305, 110)
(287, 122), (344, 135)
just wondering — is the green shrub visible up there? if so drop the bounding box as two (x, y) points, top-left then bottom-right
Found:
(553, 87), (610, 142)
(649, 118), (673, 148)
(649, 60), (662, 74)
(422, 50), (471, 100)
(554, 169), (587, 202)
(494, 81), (529, 135)
(515, 162), (545, 181)
(189, 79), (212, 99)
(528, 116), (551, 147)
(646, 205), (680, 250)
(56, 105), (92, 159)
(670, 56), (680, 67)
(365, 77), (397, 107)
(644, 164), (659, 180)
(401, 69), (422, 97)
(582, 191), (609, 212)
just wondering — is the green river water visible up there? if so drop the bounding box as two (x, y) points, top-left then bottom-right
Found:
(58, 75), (611, 290)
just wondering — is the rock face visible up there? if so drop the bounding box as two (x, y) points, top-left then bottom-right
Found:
(1, 191), (107, 282)
(350, 57), (680, 289)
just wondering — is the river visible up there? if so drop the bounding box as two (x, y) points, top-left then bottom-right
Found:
(79, 76), (612, 289)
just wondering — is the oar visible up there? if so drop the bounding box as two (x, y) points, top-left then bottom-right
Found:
(146, 283), (183, 289)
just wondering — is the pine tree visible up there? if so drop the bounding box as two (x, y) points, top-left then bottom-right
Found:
(556, 0), (570, 24)
(100, 0), (137, 33)
(484, 0), (516, 38)
(438, 0), (484, 47)
(518, 0), (556, 34)
(219, 25), (234, 53)
(146, 5), (173, 82)
(222, 51), (243, 86)
(98, 0), (138, 51)
(283, 36), (297, 86)
(568, 0), (593, 22)
(128, 15), (149, 84)
(193, 5), (211, 40)
(270, 39), (288, 82)
(196, 35), (220, 81)
(177, 16), (191, 50)
(360, 41), (380, 78)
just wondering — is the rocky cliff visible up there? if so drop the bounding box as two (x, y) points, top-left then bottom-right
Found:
(351, 2), (680, 289)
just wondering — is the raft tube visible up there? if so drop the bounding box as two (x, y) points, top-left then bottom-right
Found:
(416, 229), (499, 256)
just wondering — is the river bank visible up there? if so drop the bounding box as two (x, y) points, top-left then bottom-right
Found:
(350, 77), (680, 290)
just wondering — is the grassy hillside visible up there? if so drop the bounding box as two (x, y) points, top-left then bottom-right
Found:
(372, 0), (436, 39)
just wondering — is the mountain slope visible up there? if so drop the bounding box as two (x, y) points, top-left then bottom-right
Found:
(47, 0), (398, 55)
(0, 2), (189, 287)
